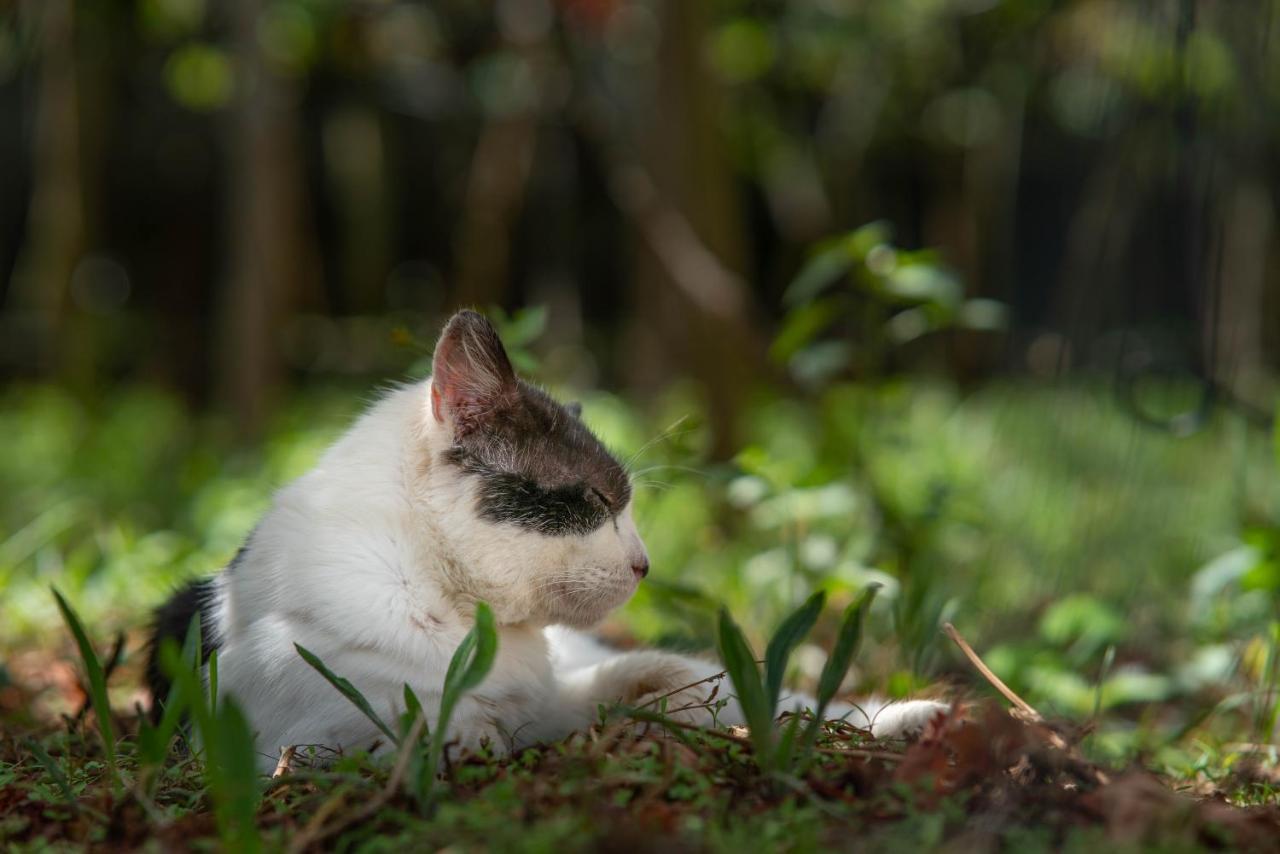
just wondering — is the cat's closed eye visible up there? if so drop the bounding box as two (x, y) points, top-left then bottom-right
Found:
(589, 487), (613, 511)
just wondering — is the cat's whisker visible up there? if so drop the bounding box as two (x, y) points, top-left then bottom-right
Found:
(629, 463), (706, 479)
(630, 477), (672, 492)
(623, 416), (693, 471)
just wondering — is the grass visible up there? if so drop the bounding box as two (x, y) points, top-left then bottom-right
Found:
(2, 586), (1276, 851)
(1, 376), (1278, 849)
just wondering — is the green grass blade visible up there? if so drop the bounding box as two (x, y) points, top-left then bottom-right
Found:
(717, 606), (773, 764)
(815, 584), (881, 713)
(295, 644), (398, 747)
(208, 649), (219, 717)
(401, 683), (428, 742)
(159, 642), (262, 850)
(1092, 644), (1116, 721)
(207, 698), (262, 853)
(138, 637), (191, 769)
(764, 591), (825, 708)
(50, 587), (119, 795)
(774, 713), (803, 771)
(458, 602), (497, 693)
(24, 737), (78, 808)
(159, 642), (212, 753)
(141, 614), (203, 768)
(441, 634), (479, 700)
(792, 584), (883, 764)
(420, 602), (499, 809)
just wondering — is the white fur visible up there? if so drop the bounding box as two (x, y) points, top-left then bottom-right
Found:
(208, 379), (947, 769)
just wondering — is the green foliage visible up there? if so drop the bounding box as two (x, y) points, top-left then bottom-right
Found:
(158, 638), (262, 850)
(716, 585), (878, 773)
(716, 606), (773, 764)
(416, 601), (498, 808)
(298, 602), (499, 811)
(814, 585), (880, 719)
(135, 615), (202, 781)
(296, 643), (400, 747)
(202, 699), (262, 851)
(50, 588), (120, 798)
(22, 737), (77, 808)
(762, 592), (825, 713)
(776, 221), (1005, 386)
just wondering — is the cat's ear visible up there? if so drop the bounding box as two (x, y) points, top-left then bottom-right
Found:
(430, 310), (517, 433)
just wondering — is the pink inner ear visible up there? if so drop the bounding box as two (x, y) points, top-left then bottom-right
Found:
(431, 383), (446, 424)
(429, 312), (517, 433)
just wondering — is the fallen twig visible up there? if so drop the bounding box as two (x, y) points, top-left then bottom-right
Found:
(636, 670), (726, 711)
(273, 745), (297, 779)
(943, 622), (1040, 720)
(628, 709), (904, 764)
(942, 621), (1110, 786)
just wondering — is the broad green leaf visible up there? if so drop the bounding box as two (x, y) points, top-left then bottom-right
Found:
(456, 602), (498, 695)
(295, 644), (398, 746)
(716, 607), (772, 763)
(882, 263), (962, 308)
(420, 602), (500, 809)
(401, 683), (427, 741)
(770, 296), (847, 364)
(499, 305), (548, 347)
(816, 583), (880, 711)
(763, 591), (824, 707)
(782, 246), (853, 307)
(843, 220), (894, 260)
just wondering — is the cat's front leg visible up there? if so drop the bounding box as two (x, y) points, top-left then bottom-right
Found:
(571, 650), (727, 728)
(440, 693), (511, 756)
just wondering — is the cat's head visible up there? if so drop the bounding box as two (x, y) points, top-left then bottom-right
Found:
(421, 310), (648, 628)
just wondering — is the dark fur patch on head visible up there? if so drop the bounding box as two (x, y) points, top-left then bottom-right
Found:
(445, 380), (631, 536)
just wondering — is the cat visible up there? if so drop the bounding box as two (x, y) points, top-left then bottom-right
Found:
(146, 310), (947, 770)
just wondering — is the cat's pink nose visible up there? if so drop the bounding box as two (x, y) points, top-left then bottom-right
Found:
(632, 558), (649, 579)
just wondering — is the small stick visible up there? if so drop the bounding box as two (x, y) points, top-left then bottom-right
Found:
(273, 745), (298, 779)
(631, 710), (903, 763)
(943, 622), (1041, 720)
(943, 622), (1110, 785)
(813, 746), (906, 763)
(636, 670), (726, 710)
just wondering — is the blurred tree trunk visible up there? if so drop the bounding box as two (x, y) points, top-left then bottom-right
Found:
(220, 0), (315, 439)
(628, 0), (761, 460)
(324, 105), (391, 314)
(1211, 184), (1274, 404)
(8, 0), (84, 377)
(453, 114), (537, 309)
(453, 29), (546, 311)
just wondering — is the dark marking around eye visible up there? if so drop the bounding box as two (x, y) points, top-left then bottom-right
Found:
(446, 448), (618, 536)
(438, 378), (632, 537)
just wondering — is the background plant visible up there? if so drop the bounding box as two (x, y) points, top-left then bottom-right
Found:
(715, 585), (880, 774)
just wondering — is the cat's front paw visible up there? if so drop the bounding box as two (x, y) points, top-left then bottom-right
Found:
(862, 699), (951, 740)
(595, 651), (722, 727)
(447, 698), (510, 755)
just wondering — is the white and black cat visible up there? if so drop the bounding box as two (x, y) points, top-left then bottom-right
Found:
(146, 310), (946, 769)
